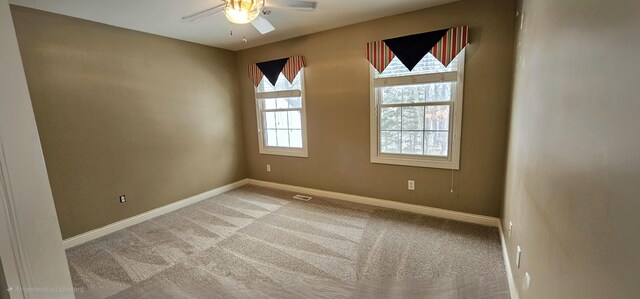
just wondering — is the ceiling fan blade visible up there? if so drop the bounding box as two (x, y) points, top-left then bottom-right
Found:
(182, 4), (225, 23)
(251, 16), (275, 35)
(266, 0), (318, 11)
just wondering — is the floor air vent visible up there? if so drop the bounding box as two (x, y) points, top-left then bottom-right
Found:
(293, 194), (312, 201)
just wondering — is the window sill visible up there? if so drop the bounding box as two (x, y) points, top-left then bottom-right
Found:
(371, 155), (459, 170)
(259, 147), (308, 158)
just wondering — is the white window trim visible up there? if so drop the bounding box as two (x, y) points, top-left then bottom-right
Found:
(369, 50), (465, 170)
(255, 70), (309, 158)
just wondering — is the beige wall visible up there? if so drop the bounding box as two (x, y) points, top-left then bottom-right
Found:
(11, 6), (246, 239)
(237, 0), (516, 217)
(503, 0), (640, 298)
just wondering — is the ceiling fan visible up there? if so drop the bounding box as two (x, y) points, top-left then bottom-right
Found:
(182, 0), (318, 35)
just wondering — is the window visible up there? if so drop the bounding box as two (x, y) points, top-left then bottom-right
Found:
(255, 70), (308, 157)
(370, 50), (465, 169)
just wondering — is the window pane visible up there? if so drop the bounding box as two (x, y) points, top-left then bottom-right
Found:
(264, 98), (277, 109)
(380, 131), (401, 154)
(402, 85), (422, 104)
(275, 111), (288, 129)
(381, 86), (403, 104)
(257, 72), (302, 92)
(264, 112), (276, 129)
(288, 111), (302, 129)
(276, 98), (289, 109)
(424, 82), (454, 102)
(425, 132), (449, 156)
(425, 105), (450, 130)
(286, 97), (302, 108)
(402, 106), (425, 130)
(265, 129), (277, 147)
(381, 107), (401, 130)
(402, 131), (424, 155)
(274, 73), (301, 91)
(378, 53), (460, 78)
(289, 130), (302, 148)
(273, 97), (302, 109)
(381, 82), (453, 104)
(277, 130), (289, 147)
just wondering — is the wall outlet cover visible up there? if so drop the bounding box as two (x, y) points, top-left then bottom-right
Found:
(408, 180), (415, 190)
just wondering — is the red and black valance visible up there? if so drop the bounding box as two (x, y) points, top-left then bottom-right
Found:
(366, 26), (468, 73)
(248, 56), (306, 87)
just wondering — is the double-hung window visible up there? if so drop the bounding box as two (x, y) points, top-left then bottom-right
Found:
(255, 70), (308, 157)
(370, 49), (465, 169)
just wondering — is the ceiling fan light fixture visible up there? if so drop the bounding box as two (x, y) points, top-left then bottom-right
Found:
(224, 0), (265, 24)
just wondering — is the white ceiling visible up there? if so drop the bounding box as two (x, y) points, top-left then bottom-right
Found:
(9, 0), (458, 51)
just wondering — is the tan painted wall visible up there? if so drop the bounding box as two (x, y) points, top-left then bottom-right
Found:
(11, 6), (246, 239)
(503, 0), (640, 298)
(237, 0), (516, 217)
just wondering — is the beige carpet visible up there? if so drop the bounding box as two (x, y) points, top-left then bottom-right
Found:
(66, 185), (509, 299)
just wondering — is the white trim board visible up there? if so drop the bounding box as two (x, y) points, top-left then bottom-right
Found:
(62, 179), (249, 249)
(1, 0), (75, 295)
(499, 221), (520, 299)
(64, 177), (501, 245)
(247, 179), (500, 227)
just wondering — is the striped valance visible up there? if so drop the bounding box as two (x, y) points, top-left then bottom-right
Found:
(248, 56), (306, 87)
(366, 26), (468, 74)
(366, 41), (395, 73)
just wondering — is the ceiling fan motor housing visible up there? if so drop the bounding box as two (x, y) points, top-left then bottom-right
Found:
(224, 0), (266, 24)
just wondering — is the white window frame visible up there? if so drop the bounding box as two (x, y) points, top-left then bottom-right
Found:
(370, 50), (465, 170)
(255, 70), (309, 158)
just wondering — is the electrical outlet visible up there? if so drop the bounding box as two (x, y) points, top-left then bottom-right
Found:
(516, 246), (522, 268)
(119, 195), (126, 204)
(408, 180), (415, 191)
(266, 164), (271, 172)
(508, 221), (513, 238)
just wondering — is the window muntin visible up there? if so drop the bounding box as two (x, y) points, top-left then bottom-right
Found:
(371, 50), (464, 169)
(255, 71), (308, 157)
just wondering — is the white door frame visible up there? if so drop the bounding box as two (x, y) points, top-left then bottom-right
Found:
(0, 0), (74, 298)
(0, 147), (27, 299)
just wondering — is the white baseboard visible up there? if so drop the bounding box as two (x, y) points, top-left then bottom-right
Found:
(64, 178), (503, 253)
(247, 179), (501, 228)
(498, 221), (520, 299)
(62, 179), (250, 249)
